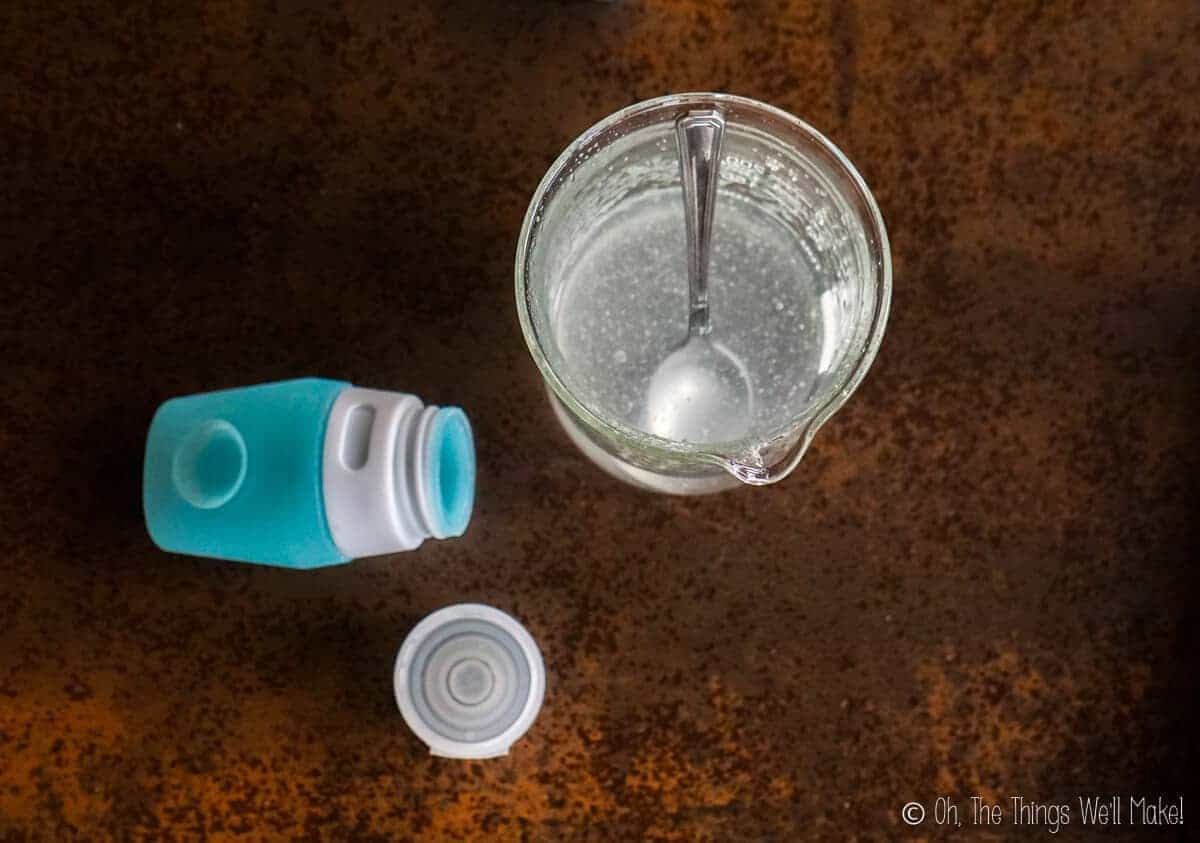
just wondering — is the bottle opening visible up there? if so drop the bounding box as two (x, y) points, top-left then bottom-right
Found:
(425, 407), (475, 538)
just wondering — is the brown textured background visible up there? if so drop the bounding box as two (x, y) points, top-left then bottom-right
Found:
(2, 1), (1197, 840)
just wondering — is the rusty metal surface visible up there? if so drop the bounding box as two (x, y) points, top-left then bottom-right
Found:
(1, 1), (1197, 840)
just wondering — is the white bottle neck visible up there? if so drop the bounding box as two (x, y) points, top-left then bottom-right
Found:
(322, 387), (474, 559)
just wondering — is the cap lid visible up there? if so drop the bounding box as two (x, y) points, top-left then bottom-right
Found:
(394, 604), (544, 759)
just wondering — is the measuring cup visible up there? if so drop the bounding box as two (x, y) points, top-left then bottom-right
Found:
(516, 93), (891, 494)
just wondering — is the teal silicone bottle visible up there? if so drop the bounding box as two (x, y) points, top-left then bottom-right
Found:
(143, 378), (475, 568)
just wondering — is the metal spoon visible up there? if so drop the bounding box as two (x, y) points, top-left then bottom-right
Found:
(643, 109), (753, 443)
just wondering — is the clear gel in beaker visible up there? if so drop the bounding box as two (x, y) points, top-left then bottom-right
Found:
(516, 93), (891, 493)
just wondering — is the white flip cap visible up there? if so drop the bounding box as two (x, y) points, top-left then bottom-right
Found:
(394, 604), (545, 759)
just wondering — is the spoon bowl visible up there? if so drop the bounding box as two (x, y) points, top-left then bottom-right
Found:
(644, 334), (753, 442)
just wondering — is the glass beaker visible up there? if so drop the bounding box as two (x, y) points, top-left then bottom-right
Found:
(516, 93), (891, 494)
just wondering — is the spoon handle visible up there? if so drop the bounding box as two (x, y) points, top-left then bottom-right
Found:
(675, 109), (726, 337)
